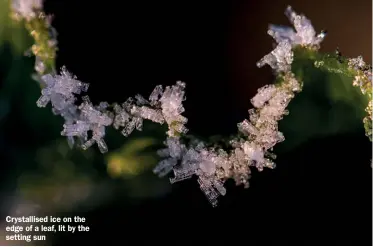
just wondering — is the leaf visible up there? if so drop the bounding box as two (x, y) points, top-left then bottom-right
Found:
(0, 0), (32, 55)
(276, 47), (369, 153)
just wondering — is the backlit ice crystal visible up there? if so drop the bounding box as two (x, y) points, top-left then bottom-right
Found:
(251, 84), (277, 108)
(268, 6), (326, 48)
(37, 67), (89, 109)
(159, 81), (188, 137)
(257, 41), (293, 73)
(62, 96), (113, 153)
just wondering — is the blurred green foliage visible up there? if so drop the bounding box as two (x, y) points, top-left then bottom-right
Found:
(0, 0), (31, 55)
(106, 137), (158, 178)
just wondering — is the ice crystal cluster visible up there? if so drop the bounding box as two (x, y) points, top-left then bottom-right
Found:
(14, 0), (371, 207)
(267, 6), (327, 49)
(37, 65), (188, 153)
(151, 5), (318, 206)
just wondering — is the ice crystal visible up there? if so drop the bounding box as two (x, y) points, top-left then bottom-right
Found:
(35, 73), (189, 153)
(154, 137), (230, 206)
(197, 176), (220, 207)
(130, 106), (164, 124)
(267, 6), (326, 48)
(149, 85), (163, 106)
(112, 82), (189, 138)
(11, 0), (43, 20)
(62, 96), (113, 153)
(153, 137), (186, 177)
(37, 67), (89, 110)
(159, 81), (188, 137)
(256, 41), (293, 73)
(251, 85), (278, 108)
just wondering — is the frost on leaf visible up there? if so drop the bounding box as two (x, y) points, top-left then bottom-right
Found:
(152, 28), (302, 206)
(267, 6), (326, 48)
(36, 65), (189, 152)
(348, 56), (373, 141)
(348, 56), (372, 93)
(153, 72), (300, 207)
(12, 0), (43, 20)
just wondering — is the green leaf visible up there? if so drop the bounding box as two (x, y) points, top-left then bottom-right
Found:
(276, 47), (369, 153)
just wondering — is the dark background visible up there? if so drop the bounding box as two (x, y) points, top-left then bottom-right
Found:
(0, 0), (372, 245)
